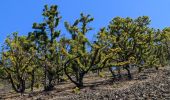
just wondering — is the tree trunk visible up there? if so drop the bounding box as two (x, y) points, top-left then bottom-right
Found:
(44, 65), (47, 91)
(31, 69), (35, 92)
(117, 67), (122, 79)
(9, 75), (19, 93)
(64, 65), (85, 88)
(77, 72), (84, 88)
(109, 67), (116, 80)
(9, 75), (25, 93)
(44, 71), (54, 91)
(76, 71), (79, 82)
(125, 65), (132, 79)
(20, 79), (25, 94)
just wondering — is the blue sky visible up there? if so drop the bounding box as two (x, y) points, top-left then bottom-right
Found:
(0, 0), (170, 44)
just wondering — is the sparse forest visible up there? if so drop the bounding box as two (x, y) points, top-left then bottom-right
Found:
(0, 5), (170, 100)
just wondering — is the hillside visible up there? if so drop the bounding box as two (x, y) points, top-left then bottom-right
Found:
(1, 67), (170, 100)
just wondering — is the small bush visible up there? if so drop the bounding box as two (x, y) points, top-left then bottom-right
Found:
(72, 87), (80, 94)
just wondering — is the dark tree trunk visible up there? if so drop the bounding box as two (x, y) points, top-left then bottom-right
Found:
(76, 71), (79, 82)
(44, 71), (54, 91)
(43, 66), (47, 91)
(125, 65), (132, 80)
(9, 75), (25, 93)
(72, 64), (79, 82)
(20, 79), (25, 94)
(48, 79), (54, 91)
(109, 67), (116, 80)
(77, 72), (84, 88)
(57, 73), (60, 83)
(9, 75), (19, 93)
(155, 66), (159, 70)
(64, 65), (85, 88)
(117, 67), (122, 79)
(31, 69), (35, 92)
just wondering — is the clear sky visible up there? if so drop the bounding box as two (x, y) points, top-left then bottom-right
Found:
(0, 0), (170, 44)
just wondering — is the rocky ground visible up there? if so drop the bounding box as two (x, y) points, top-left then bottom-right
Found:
(0, 67), (170, 100)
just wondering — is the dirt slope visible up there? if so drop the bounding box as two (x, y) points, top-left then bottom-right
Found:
(1, 67), (170, 100)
